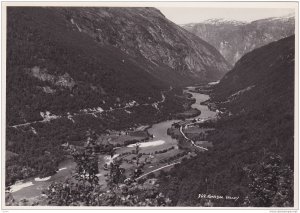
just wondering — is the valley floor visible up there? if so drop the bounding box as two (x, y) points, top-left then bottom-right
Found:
(7, 85), (218, 205)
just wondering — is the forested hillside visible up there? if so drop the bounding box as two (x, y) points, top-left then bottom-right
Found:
(158, 36), (295, 207)
(7, 7), (165, 126)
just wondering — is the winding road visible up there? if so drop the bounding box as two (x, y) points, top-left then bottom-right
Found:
(136, 161), (180, 180)
(179, 126), (208, 151)
(9, 88), (172, 129)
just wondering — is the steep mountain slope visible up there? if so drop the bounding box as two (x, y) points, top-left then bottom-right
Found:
(7, 7), (164, 125)
(7, 7), (230, 125)
(53, 7), (231, 82)
(182, 16), (295, 65)
(159, 36), (295, 207)
(212, 35), (294, 113)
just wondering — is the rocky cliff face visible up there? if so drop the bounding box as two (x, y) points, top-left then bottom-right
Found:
(182, 16), (295, 65)
(53, 7), (231, 82)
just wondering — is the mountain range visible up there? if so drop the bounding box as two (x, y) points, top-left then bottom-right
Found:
(182, 15), (295, 65)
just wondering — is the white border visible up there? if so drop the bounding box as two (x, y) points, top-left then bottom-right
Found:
(1, 1), (299, 211)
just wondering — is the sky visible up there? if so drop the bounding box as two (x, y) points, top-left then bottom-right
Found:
(158, 7), (295, 25)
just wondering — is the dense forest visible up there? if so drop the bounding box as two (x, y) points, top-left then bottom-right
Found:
(158, 36), (295, 207)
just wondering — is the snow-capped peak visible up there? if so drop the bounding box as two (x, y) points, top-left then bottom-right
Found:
(203, 18), (247, 26)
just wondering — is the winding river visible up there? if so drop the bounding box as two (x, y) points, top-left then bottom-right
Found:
(9, 86), (217, 202)
(142, 86), (216, 146)
(188, 92), (217, 119)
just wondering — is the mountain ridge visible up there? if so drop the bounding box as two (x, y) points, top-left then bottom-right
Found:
(182, 16), (295, 65)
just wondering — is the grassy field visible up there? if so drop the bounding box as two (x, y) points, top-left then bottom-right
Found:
(117, 148), (186, 177)
(107, 134), (186, 179)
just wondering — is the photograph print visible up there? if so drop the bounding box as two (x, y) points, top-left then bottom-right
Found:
(2, 1), (298, 209)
